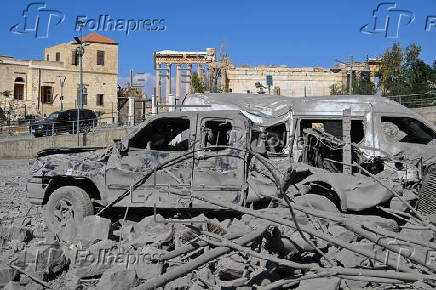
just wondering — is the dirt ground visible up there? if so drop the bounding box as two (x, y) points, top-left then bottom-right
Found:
(0, 159), (33, 215)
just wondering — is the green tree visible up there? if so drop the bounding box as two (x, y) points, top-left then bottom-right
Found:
(191, 72), (206, 93)
(377, 43), (436, 100)
(329, 73), (375, 95)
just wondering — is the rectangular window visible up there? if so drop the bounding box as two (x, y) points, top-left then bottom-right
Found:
(96, 94), (104, 106)
(46, 54), (49, 61)
(97, 50), (105, 66)
(41, 86), (53, 104)
(72, 50), (78, 65)
(129, 118), (190, 151)
(14, 84), (24, 100)
(381, 116), (436, 145)
(203, 119), (233, 151)
(55, 52), (60, 62)
(300, 119), (364, 144)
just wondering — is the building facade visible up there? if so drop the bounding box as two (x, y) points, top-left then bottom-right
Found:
(0, 33), (118, 121)
(225, 60), (379, 97)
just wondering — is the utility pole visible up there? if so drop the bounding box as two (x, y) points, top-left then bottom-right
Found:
(74, 21), (85, 146)
(57, 76), (66, 111)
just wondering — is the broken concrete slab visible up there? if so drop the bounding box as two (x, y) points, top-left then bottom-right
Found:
(95, 267), (137, 290)
(134, 262), (162, 280)
(2, 281), (24, 290)
(216, 255), (246, 281)
(329, 225), (356, 243)
(76, 215), (112, 243)
(296, 277), (340, 290)
(0, 226), (33, 244)
(0, 264), (18, 287)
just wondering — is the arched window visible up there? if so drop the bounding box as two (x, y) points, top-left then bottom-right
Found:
(14, 77), (25, 100)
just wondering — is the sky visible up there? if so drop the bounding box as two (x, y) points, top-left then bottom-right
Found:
(1, 0), (435, 96)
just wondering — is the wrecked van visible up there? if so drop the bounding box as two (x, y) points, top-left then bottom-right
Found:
(27, 94), (436, 237)
(182, 93), (436, 213)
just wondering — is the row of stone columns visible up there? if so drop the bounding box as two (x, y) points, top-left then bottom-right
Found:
(154, 63), (204, 113)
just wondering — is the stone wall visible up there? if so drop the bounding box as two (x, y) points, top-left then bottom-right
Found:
(226, 66), (344, 97)
(0, 127), (131, 159)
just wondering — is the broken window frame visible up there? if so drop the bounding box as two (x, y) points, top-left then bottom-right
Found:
(379, 114), (436, 145)
(200, 117), (235, 151)
(295, 117), (366, 144)
(251, 122), (289, 155)
(128, 117), (192, 152)
(292, 116), (366, 169)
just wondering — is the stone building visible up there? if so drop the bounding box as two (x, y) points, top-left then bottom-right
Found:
(224, 59), (379, 97)
(0, 32), (118, 121)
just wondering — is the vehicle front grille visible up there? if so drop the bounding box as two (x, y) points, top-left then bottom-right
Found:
(417, 164), (436, 215)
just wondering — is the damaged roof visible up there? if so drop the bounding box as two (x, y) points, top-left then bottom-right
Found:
(181, 93), (419, 123)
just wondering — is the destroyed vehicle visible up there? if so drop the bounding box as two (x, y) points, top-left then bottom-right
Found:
(27, 110), (257, 236)
(27, 95), (436, 238)
(182, 94), (436, 213)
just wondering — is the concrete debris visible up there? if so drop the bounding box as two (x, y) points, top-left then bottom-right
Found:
(4, 92), (436, 290)
(296, 277), (341, 290)
(0, 264), (18, 287)
(95, 267), (137, 290)
(76, 215), (112, 243)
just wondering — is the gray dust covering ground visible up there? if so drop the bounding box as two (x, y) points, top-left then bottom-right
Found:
(0, 158), (435, 290)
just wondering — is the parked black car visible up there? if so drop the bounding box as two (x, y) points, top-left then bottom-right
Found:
(30, 109), (97, 137)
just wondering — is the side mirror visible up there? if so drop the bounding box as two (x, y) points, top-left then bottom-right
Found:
(113, 139), (128, 156)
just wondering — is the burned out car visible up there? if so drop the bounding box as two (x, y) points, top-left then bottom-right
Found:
(28, 110), (256, 236)
(182, 93), (436, 213)
(27, 94), (436, 238)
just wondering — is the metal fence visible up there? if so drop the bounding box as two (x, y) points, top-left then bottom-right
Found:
(387, 95), (436, 108)
(0, 116), (120, 138)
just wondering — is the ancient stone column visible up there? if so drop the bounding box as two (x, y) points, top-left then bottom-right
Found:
(166, 64), (172, 104)
(176, 64), (181, 100)
(155, 64), (162, 105)
(128, 96), (135, 126)
(198, 64), (203, 83)
(168, 94), (175, 112)
(152, 95), (157, 115)
(186, 64), (192, 94)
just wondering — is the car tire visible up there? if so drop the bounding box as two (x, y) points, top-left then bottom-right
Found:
(292, 194), (339, 212)
(45, 186), (94, 241)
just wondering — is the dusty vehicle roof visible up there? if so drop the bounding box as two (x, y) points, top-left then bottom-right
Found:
(181, 93), (418, 119)
(123, 110), (248, 142)
(289, 95), (415, 115)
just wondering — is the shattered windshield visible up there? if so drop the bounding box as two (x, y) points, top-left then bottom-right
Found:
(381, 116), (436, 145)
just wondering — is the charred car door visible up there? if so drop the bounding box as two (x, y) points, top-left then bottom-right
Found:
(105, 114), (196, 208)
(192, 112), (249, 207)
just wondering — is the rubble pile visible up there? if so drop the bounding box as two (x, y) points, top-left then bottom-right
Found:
(3, 159), (436, 290)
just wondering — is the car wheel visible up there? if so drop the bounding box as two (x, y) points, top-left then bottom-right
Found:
(45, 186), (94, 241)
(292, 194), (339, 212)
